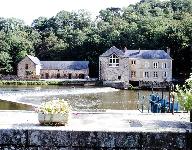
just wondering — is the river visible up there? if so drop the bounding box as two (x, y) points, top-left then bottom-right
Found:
(0, 85), (168, 111)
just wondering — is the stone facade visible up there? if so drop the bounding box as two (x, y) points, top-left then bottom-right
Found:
(17, 55), (89, 79)
(0, 129), (191, 149)
(99, 57), (129, 82)
(99, 46), (172, 85)
(17, 56), (41, 79)
(41, 69), (89, 79)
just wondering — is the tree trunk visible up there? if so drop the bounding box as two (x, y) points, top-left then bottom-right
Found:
(190, 110), (192, 122)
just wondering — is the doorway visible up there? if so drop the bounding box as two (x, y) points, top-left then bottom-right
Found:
(45, 73), (49, 79)
(68, 73), (72, 79)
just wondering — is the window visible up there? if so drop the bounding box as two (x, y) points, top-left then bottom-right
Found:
(153, 72), (158, 78)
(144, 72), (149, 78)
(144, 62), (149, 68)
(118, 76), (121, 80)
(131, 60), (136, 65)
(163, 72), (167, 78)
(109, 54), (119, 67)
(131, 71), (136, 78)
(153, 62), (158, 68)
(25, 64), (28, 69)
(162, 62), (167, 69)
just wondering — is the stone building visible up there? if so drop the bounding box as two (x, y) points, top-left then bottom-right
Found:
(99, 46), (172, 87)
(17, 55), (89, 79)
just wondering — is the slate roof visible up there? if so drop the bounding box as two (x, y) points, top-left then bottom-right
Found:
(100, 46), (172, 59)
(124, 50), (172, 59)
(27, 55), (41, 65)
(100, 46), (124, 57)
(41, 61), (89, 70)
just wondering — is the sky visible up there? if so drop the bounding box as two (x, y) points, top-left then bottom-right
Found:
(0, 0), (140, 25)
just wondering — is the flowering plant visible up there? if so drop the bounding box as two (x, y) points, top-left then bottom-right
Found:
(38, 98), (70, 114)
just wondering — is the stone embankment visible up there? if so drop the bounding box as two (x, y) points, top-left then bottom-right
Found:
(0, 110), (191, 149)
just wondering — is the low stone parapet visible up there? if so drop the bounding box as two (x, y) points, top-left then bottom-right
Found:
(0, 111), (191, 149)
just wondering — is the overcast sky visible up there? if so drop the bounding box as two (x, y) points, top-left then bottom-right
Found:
(0, 0), (140, 25)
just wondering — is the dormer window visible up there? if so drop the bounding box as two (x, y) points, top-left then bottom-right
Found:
(109, 54), (119, 67)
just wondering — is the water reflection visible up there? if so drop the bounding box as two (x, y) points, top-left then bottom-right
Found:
(0, 99), (33, 110)
(0, 85), (168, 111)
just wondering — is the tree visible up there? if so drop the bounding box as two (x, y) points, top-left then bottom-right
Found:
(0, 51), (12, 74)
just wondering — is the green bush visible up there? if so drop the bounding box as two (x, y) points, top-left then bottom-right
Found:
(174, 74), (192, 111)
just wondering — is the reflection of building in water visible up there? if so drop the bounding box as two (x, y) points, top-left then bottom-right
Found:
(17, 55), (89, 79)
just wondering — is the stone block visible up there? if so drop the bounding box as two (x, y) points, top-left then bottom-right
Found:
(71, 131), (98, 147)
(97, 132), (140, 148)
(71, 131), (140, 148)
(28, 130), (71, 147)
(141, 132), (186, 149)
(0, 129), (26, 146)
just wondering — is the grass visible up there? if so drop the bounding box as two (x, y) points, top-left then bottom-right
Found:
(0, 80), (63, 86)
(0, 80), (94, 86)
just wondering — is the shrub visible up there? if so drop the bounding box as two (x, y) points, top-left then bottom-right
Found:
(174, 74), (192, 111)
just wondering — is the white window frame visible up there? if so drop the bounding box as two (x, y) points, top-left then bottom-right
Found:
(131, 71), (136, 78)
(109, 54), (119, 67)
(153, 62), (158, 69)
(162, 62), (167, 69)
(163, 72), (167, 78)
(143, 72), (149, 78)
(153, 72), (158, 78)
(131, 60), (136, 65)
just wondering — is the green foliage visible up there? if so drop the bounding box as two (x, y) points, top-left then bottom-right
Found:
(0, 0), (192, 78)
(174, 74), (192, 110)
(0, 51), (12, 74)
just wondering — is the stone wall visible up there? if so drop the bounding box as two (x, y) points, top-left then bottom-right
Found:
(40, 69), (89, 79)
(0, 129), (191, 150)
(17, 56), (40, 79)
(99, 56), (129, 82)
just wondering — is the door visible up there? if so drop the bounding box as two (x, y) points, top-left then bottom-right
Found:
(45, 73), (49, 79)
(68, 73), (72, 79)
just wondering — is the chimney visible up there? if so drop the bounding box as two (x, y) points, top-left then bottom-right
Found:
(166, 47), (171, 56)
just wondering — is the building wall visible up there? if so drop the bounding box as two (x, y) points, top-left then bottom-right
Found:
(40, 69), (89, 79)
(17, 57), (40, 79)
(99, 56), (129, 82)
(129, 58), (172, 82)
(99, 56), (172, 83)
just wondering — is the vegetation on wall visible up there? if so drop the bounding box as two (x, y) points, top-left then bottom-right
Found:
(0, 0), (192, 79)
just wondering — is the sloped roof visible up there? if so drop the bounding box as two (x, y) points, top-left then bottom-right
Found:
(124, 50), (172, 59)
(41, 61), (89, 70)
(100, 46), (172, 59)
(100, 46), (124, 57)
(27, 55), (41, 65)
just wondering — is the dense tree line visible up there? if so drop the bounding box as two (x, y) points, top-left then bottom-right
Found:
(0, 0), (192, 79)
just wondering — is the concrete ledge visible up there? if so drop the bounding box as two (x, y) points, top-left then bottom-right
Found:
(0, 111), (191, 149)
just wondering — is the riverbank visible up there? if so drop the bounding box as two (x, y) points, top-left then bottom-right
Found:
(0, 79), (97, 86)
(0, 110), (191, 149)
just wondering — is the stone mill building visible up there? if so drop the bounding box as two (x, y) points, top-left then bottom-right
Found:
(99, 46), (172, 88)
